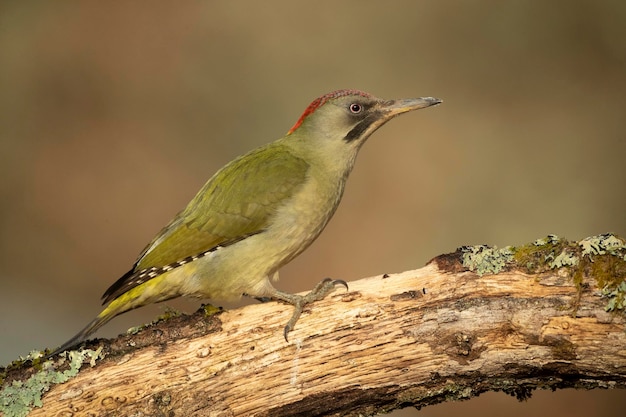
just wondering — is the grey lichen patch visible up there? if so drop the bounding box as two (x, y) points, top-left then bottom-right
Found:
(433, 234), (625, 315)
(0, 348), (103, 417)
(511, 234), (571, 273)
(577, 234), (626, 312)
(460, 245), (513, 276)
(454, 234), (625, 314)
(580, 234), (626, 259)
(533, 234), (561, 246)
(602, 280), (626, 311)
(511, 234), (626, 313)
(548, 249), (579, 269)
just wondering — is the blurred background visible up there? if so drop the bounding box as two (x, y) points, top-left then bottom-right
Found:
(1, 1), (625, 415)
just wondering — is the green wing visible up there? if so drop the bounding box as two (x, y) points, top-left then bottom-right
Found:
(102, 143), (309, 303)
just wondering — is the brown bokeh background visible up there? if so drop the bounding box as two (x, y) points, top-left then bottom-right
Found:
(1, 1), (625, 416)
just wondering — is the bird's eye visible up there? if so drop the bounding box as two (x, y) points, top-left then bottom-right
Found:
(349, 103), (363, 114)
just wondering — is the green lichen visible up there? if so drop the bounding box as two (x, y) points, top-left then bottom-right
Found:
(548, 249), (579, 269)
(202, 303), (222, 317)
(533, 234), (561, 246)
(126, 325), (144, 336)
(580, 234), (626, 258)
(510, 234), (626, 312)
(578, 234), (626, 311)
(0, 348), (102, 417)
(511, 234), (571, 273)
(602, 281), (626, 312)
(461, 245), (513, 276)
(460, 234), (626, 314)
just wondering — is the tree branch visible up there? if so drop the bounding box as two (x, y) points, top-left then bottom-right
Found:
(2, 235), (626, 416)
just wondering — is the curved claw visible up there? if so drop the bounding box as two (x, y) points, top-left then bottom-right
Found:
(331, 279), (348, 291)
(284, 325), (291, 342)
(284, 308), (302, 342)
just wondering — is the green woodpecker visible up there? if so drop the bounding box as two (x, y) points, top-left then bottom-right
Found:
(49, 89), (441, 356)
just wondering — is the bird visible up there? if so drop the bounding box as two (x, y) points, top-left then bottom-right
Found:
(48, 89), (441, 356)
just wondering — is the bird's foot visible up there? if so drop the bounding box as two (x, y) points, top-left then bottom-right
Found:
(271, 278), (348, 341)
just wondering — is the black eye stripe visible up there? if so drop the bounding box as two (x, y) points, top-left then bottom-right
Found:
(343, 113), (379, 142)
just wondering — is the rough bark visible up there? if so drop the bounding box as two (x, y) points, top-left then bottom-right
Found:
(2, 237), (626, 417)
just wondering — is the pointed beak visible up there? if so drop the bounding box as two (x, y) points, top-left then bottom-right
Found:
(382, 97), (442, 116)
(342, 95), (442, 143)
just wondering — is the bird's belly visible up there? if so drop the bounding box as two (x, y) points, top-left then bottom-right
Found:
(176, 223), (322, 301)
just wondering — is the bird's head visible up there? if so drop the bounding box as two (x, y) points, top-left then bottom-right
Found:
(287, 89), (441, 149)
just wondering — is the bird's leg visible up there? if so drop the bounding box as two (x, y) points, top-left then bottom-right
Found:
(269, 278), (348, 341)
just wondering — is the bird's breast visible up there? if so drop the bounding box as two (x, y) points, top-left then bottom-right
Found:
(263, 169), (346, 266)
